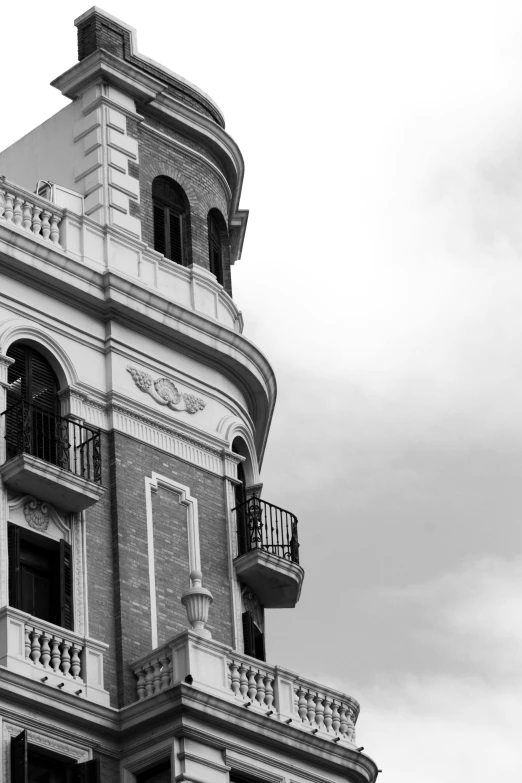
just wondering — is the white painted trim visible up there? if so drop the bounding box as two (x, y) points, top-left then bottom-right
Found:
(144, 473), (201, 649)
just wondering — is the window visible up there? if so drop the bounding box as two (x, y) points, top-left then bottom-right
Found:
(208, 211), (224, 285)
(11, 731), (100, 783)
(5, 343), (64, 466)
(136, 760), (171, 783)
(242, 610), (265, 662)
(152, 176), (189, 265)
(8, 524), (73, 630)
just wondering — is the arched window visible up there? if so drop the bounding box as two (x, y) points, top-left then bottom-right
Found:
(233, 439), (248, 555)
(152, 176), (189, 266)
(208, 210), (225, 285)
(5, 343), (62, 465)
(7, 343), (59, 413)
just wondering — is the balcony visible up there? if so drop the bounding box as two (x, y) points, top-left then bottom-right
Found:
(131, 630), (358, 740)
(0, 606), (110, 706)
(233, 496), (304, 608)
(0, 401), (105, 512)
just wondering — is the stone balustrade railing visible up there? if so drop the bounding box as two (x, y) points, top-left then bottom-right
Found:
(0, 177), (63, 245)
(0, 607), (110, 706)
(131, 631), (359, 743)
(26, 622), (84, 679)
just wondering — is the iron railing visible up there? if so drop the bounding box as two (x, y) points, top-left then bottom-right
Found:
(234, 495), (300, 564)
(1, 400), (102, 484)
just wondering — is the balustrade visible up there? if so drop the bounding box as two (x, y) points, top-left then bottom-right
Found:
(0, 179), (62, 245)
(26, 624), (83, 680)
(132, 632), (358, 743)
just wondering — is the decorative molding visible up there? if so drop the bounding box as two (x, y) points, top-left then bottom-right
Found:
(3, 721), (90, 782)
(23, 499), (50, 532)
(127, 366), (206, 414)
(73, 513), (86, 637)
(145, 473), (201, 649)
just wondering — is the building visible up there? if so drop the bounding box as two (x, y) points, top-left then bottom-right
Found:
(0, 8), (379, 782)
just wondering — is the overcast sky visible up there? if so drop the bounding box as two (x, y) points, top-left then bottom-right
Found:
(2, 1), (522, 780)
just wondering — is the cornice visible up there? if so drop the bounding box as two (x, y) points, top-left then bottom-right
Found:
(51, 49), (243, 218)
(0, 228), (276, 462)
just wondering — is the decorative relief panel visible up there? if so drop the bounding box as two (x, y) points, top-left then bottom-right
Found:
(23, 499), (50, 532)
(127, 366), (206, 414)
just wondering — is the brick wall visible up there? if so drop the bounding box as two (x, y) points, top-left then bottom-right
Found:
(84, 432), (119, 708)
(108, 431), (233, 706)
(135, 116), (233, 296)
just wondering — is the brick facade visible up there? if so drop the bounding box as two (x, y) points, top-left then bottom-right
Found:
(90, 431), (233, 708)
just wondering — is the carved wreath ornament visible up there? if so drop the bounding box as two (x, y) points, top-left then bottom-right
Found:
(23, 499), (50, 532)
(127, 366), (206, 415)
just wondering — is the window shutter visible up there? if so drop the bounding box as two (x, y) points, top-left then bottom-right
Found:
(8, 524), (21, 610)
(59, 540), (74, 631)
(29, 350), (58, 412)
(242, 611), (255, 658)
(68, 759), (101, 783)
(10, 729), (28, 783)
(153, 203), (166, 256)
(235, 462), (248, 555)
(169, 211), (184, 265)
(6, 343), (27, 407)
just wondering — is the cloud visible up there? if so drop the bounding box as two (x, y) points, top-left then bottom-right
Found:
(358, 674), (522, 783)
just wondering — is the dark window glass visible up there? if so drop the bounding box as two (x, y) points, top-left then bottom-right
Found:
(208, 213), (224, 285)
(152, 177), (188, 266)
(242, 610), (265, 662)
(8, 525), (73, 630)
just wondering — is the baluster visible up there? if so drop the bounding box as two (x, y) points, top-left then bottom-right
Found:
(70, 643), (82, 679)
(238, 663), (248, 700)
(60, 640), (71, 677)
(306, 690), (316, 725)
(297, 686), (308, 723)
(49, 213), (60, 244)
(22, 201), (32, 231)
(30, 629), (41, 665)
(50, 637), (62, 672)
(314, 693), (325, 730)
(168, 656), (173, 687)
(0, 188), (5, 219)
(331, 700), (341, 734)
(135, 667), (146, 700)
(339, 704), (349, 737)
(41, 209), (51, 240)
(40, 632), (51, 667)
(324, 697), (333, 732)
(4, 193), (14, 223)
(247, 667), (257, 702)
(152, 658), (162, 693)
(160, 653), (171, 690)
(264, 675), (274, 710)
(346, 708), (356, 742)
(229, 661), (240, 698)
(31, 204), (42, 235)
(145, 662), (154, 696)
(24, 627), (31, 659)
(255, 670), (265, 706)
(13, 196), (23, 226)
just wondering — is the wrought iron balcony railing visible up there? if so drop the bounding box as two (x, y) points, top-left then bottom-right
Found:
(1, 400), (102, 484)
(234, 495), (300, 564)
